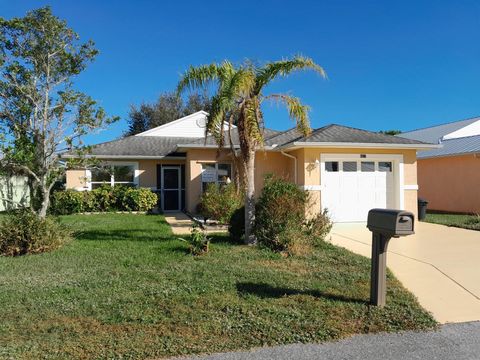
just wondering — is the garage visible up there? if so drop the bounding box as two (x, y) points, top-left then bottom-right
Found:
(321, 155), (401, 222)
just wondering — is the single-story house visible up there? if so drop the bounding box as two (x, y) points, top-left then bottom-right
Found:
(62, 111), (436, 222)
(401, 117), (480, 214)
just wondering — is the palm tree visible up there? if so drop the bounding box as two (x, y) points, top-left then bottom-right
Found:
(177, 56), (326, 245)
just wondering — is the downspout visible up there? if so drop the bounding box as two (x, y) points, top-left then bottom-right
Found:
(280, 151), (297, 185)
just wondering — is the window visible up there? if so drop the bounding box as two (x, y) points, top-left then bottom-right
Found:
(343, 161), (357, 172)
(378, 161), (392, 172)
(325, 161), (339, 172)
(201, 163), (232, 190)
(89, 164), (136, 189)
(361, 161), (375, 172)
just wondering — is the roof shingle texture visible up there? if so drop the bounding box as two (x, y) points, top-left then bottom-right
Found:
(64, 124), (428, 158)
(81, 136), (195, 156)
(271, 124), (426, 147)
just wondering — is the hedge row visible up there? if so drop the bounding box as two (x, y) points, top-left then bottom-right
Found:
(50, 185), (158, 215)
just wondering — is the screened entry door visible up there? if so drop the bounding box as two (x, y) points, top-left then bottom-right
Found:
(161, 166), (181, 212)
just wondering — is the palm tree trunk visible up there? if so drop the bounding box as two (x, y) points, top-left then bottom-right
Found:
(244, 149), (256, 245)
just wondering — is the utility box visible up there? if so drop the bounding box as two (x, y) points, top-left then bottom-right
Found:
(366, 209), (415, 307)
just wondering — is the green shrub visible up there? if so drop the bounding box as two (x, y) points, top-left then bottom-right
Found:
(180, 224), (210, 255)
(304, 209), (333, 246)
(254, 175), (332, 255)
(51, 189), (84, 215)
(92, 184), (116, 212)
(0, 210), (72, 256)
(199, 183), (243, 224)
(123, 187), (158, 211)
(50, 186), (158, 215)
(228, 206), (245, 243)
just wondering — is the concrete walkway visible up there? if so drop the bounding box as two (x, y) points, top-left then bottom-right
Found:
(176, 321), (480, 360)
(164, 212), (229, 235)
(164, 212), (193, 235)
(329, 222), (480, 323)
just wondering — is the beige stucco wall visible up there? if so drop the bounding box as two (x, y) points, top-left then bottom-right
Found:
(417, 154), (480, 214)
(66, 169), (88, 190)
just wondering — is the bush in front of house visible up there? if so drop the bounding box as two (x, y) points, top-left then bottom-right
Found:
(50, 185), (158, 215)
(228, 206), (245, 243)
(122, 187), (158, 212)
(0, 210), (72, 256)
(199, 182), (243, 224)
(253, 175), (332, 255)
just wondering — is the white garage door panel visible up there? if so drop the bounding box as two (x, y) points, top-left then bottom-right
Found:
(322, 159), (395, 222)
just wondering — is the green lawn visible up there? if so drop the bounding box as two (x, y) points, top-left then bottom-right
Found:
(0, 214), (436, 359)
(425, 212), (480, 231)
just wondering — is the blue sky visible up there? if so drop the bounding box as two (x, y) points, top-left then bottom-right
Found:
(2, 0), (480, 144)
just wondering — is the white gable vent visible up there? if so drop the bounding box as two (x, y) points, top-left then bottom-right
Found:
(442, 119), (480, 140)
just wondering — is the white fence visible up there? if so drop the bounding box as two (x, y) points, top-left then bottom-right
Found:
(0, 176), (30, 212)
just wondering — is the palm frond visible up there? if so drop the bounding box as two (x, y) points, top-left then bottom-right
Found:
(255, 55), (326, 94)
(264, 94), (311, 136)
(176, 63), (222, 95)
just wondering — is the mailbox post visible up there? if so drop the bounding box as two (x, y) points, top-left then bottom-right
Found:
(367, 209), (415, 307)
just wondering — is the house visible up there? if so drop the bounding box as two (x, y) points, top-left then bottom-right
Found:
(401, 117), (480, 214)
(62, 111), (435, 222)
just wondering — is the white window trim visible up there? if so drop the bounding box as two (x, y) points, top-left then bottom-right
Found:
(200, 162), (233, 190)
(85, 161), (139, 190)
(319, 153), (405, 210)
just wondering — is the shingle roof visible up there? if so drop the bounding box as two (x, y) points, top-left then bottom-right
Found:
(400, 117), (480, 144)
(272, 124), (427, 147)
(65, 136), (194, 157)
(187, 128), (281, 146)
(417, 135), (480, 159)
(62, 124), (429, 159)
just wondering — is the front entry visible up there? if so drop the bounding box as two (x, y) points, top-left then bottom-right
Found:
(161, 166), (181, 212)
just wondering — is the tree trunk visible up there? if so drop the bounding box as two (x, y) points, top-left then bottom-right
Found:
(37, 177), (49, 219)
(244, 149), (256, 245)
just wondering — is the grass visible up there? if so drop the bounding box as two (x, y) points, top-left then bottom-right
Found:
(424, 212), (480, 231)
(0, 214), (436, 359)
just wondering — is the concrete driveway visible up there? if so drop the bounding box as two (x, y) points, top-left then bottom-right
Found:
(329, 222), (480, 324)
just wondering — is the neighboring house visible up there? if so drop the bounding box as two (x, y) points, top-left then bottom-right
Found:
(401, 117), (480, 214)
(62, 111), (435, 222)
(0, 175), (30, 212)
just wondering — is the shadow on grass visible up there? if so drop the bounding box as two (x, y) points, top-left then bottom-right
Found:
(208, 233), (243, 245)
(74, 229), (173, 242)
(237, 282), (367, 305)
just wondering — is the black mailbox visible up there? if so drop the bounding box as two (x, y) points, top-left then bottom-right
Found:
(366, 208), (415, 307)
(367, 209), (415, 237)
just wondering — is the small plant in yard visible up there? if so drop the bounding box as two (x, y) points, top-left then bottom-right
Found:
(0, 210), (72, 256)
(180, 224), (210, 255)
(199, 182), (243, 224)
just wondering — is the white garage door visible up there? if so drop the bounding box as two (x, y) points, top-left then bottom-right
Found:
(322, 159), (395, 222)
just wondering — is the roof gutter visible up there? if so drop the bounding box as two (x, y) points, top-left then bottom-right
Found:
(280, 151), (297, 184)
(282, 142), (442, 150)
